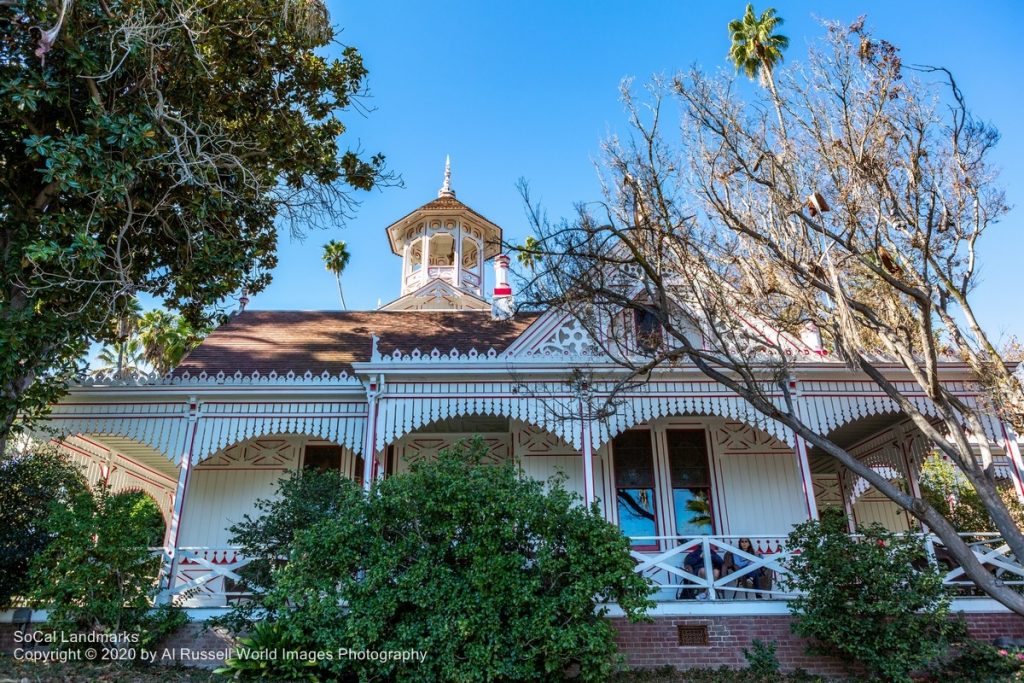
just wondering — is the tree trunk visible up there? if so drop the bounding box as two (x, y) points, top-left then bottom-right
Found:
(336, 274), (346, 309)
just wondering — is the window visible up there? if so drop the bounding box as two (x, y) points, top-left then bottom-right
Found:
(612, 431), (658, 548)
(303, 445), (342, 472)
(633, 308), (663, 353)
(667, 430), (713, 535)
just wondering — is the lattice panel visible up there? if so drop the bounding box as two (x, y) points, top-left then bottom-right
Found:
(712, 421), (793, 453)
(514, 423), (578, 456)
(398, 435), (511, 467)
(201, 437), (298, 469)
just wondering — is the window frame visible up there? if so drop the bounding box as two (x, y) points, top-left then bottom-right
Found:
(665, 429), (716, 537)
(611, 430), (661, 551)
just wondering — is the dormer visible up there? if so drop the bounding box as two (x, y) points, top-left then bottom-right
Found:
(383, 158), (503, 308)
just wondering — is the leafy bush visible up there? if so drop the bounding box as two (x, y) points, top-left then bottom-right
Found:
(610, 665), (828, 682)
(213, 468), (364, 633)
(935, 639), (1024, 683)
(212, 621), (332, 682)
(919, 454), (1024, 532)
(742, 639), (780, 678)
(786, 509), (963, 682)
(27, 484), (188, 657)
(116, 490), (167, 548)
(228, 437), (653, 682)
(0, 446), (86, 607)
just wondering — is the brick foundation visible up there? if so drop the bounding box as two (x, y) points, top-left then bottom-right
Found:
(611, 612), (1024, 678)
(4, 610), (1023, 676)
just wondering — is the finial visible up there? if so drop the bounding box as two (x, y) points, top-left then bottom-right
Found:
(438, 154), (455, 198)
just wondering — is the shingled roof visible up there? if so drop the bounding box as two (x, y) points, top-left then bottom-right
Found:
(173, 310), (541, 376)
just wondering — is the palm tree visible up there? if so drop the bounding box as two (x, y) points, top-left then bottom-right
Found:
(137, 310), (211, 374)
(728, 4), (789, 126)
(322, 240), (351, 309)
(517, 236), (543, 271)
(92, 337), (145, 376)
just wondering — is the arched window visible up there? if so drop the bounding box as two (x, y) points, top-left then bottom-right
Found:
(409, 239), (423, 272)
(428, 234), (455, 266)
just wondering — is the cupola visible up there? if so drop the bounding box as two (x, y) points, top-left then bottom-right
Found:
(380, 158), (505, 312)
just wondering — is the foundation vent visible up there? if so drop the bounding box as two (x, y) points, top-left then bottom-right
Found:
(677, 624), (709, 646)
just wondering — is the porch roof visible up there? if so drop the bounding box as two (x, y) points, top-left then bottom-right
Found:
(173, 310), (540, 376)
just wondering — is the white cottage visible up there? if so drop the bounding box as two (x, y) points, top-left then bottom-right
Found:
(30, 169), (1024, 666)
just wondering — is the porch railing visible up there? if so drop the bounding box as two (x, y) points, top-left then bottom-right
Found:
(155, 532), (1024, 606)
(158, 547), (255, 606)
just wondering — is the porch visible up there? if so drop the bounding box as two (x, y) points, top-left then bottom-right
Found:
(155, 532), (1024, 611)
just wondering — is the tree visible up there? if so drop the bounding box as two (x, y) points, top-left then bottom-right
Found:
(92, 337), (146, 377)
(136, 309), (211, 374)
(517, 235), (544, 271)
(322, 239), (351, 309)
(27, 485), (187, 655)
(727, 4), (789, 90)
(240, 438), (653, 682)
(517, 20), (1024, 614)
(786, 510), (962, 682)
(0, 445), (85, 608)
(1, 0), (392, 454)
(919, 455), (1024, 533)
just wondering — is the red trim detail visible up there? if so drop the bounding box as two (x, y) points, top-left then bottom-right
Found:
(493, 287), (512, 296)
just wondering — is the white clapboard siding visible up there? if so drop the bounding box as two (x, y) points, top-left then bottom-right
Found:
(177, 468), (290, 548)
(853, 488), (915, 532)
(519, 454), (587, 500)
(715, 452), (809, 535)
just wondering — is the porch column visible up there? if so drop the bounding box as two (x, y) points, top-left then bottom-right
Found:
(790, 382), (819, 521)
(1001, 423), (1024, 502)
(581, 416), (595, 506)
(361, 376), (384, 491)
(159, 396), (201, 604)
(793, 436), (819, 520)
(836, 469), (857, 533)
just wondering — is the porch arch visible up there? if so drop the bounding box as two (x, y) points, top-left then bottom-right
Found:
(192, 400), (368, 464)
(374, 386), (583, 451)
(48, 433), (179, 526)
(37, 401), (190, 466)
(798, 382), (1004, 442)
(590, 394), (794, 451)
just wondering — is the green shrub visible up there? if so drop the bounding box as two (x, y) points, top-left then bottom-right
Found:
(27, 484), (188, 658)
(0, 445), (86, 607)
(785, 509), (963, 682)
(212, 468), (364, 633)
(935, 639), (1024, 683)
(919, 454), (1024, 533)
(236, 436), (653, 682)
(212, 621), (334, 682)
(742, 639), (780, 678)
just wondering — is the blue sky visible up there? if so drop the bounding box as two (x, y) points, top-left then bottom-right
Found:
(248, 1), (1022, 342)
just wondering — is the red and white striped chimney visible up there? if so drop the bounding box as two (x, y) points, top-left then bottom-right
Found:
(492, 254), (514, 320)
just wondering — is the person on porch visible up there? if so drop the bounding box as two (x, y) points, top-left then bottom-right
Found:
(681, 544), (724, 600)
(723, 537), (765, 598)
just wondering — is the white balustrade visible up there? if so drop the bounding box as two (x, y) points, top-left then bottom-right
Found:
(151, 532), (1024, 606)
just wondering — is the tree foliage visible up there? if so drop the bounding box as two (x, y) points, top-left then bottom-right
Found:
(214, 467), (363, 634)
(224, 438), (653, 682)
(0, 445), (85, 608)
(727, 4), (789, 83)
(919, 454), (1024, 533)
(0, 0), (391, 450)
(786, 510), (963, 682)
(515, 16), (1024, 614)
(322, 239), (351, 309)
(28, 485), (186, 654)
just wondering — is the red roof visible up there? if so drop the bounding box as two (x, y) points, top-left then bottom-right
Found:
(174, 310), (540, 376)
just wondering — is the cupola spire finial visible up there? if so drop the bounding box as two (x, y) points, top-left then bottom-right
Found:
(438, 154), (455, 198)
